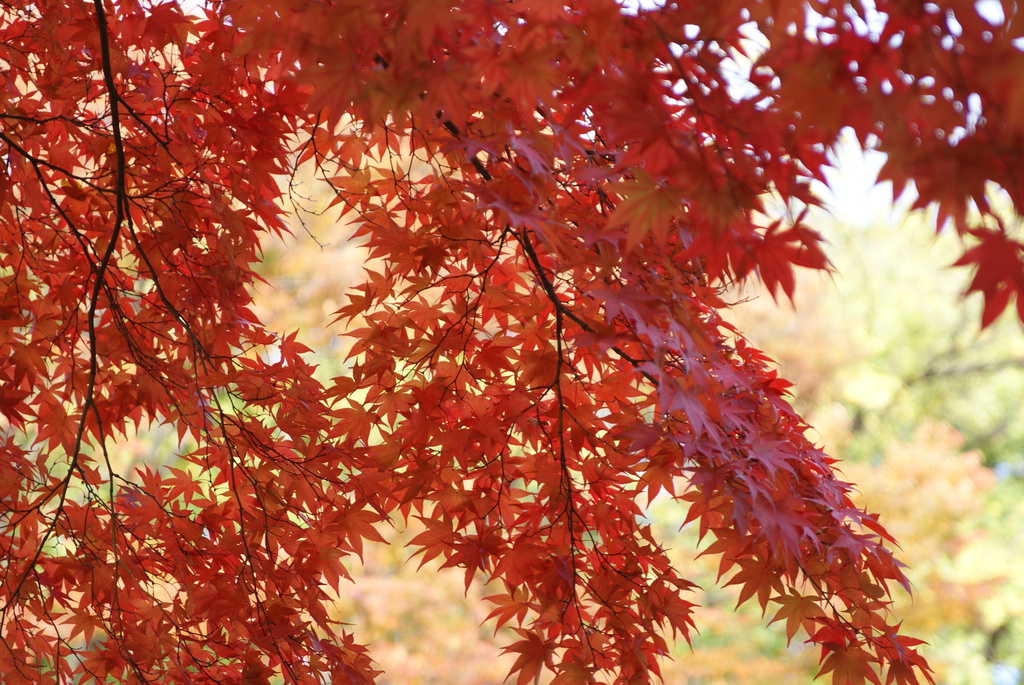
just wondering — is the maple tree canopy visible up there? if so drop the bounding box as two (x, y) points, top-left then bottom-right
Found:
(1, 0), (1021, 683)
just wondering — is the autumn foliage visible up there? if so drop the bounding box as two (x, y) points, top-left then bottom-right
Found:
(1, 0), (1022, 682)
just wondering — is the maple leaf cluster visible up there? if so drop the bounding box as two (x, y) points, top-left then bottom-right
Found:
(1, 0), (1020, 683)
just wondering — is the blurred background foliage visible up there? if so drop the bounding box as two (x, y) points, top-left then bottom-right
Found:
(674, 208), (1024, 685)
(113, 163), (1024, 684)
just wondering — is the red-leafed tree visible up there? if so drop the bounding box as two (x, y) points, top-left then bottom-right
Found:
(1, 0), (1021, 683)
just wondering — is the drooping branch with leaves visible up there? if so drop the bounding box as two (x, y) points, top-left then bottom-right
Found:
(2, 0), (1022, 683)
